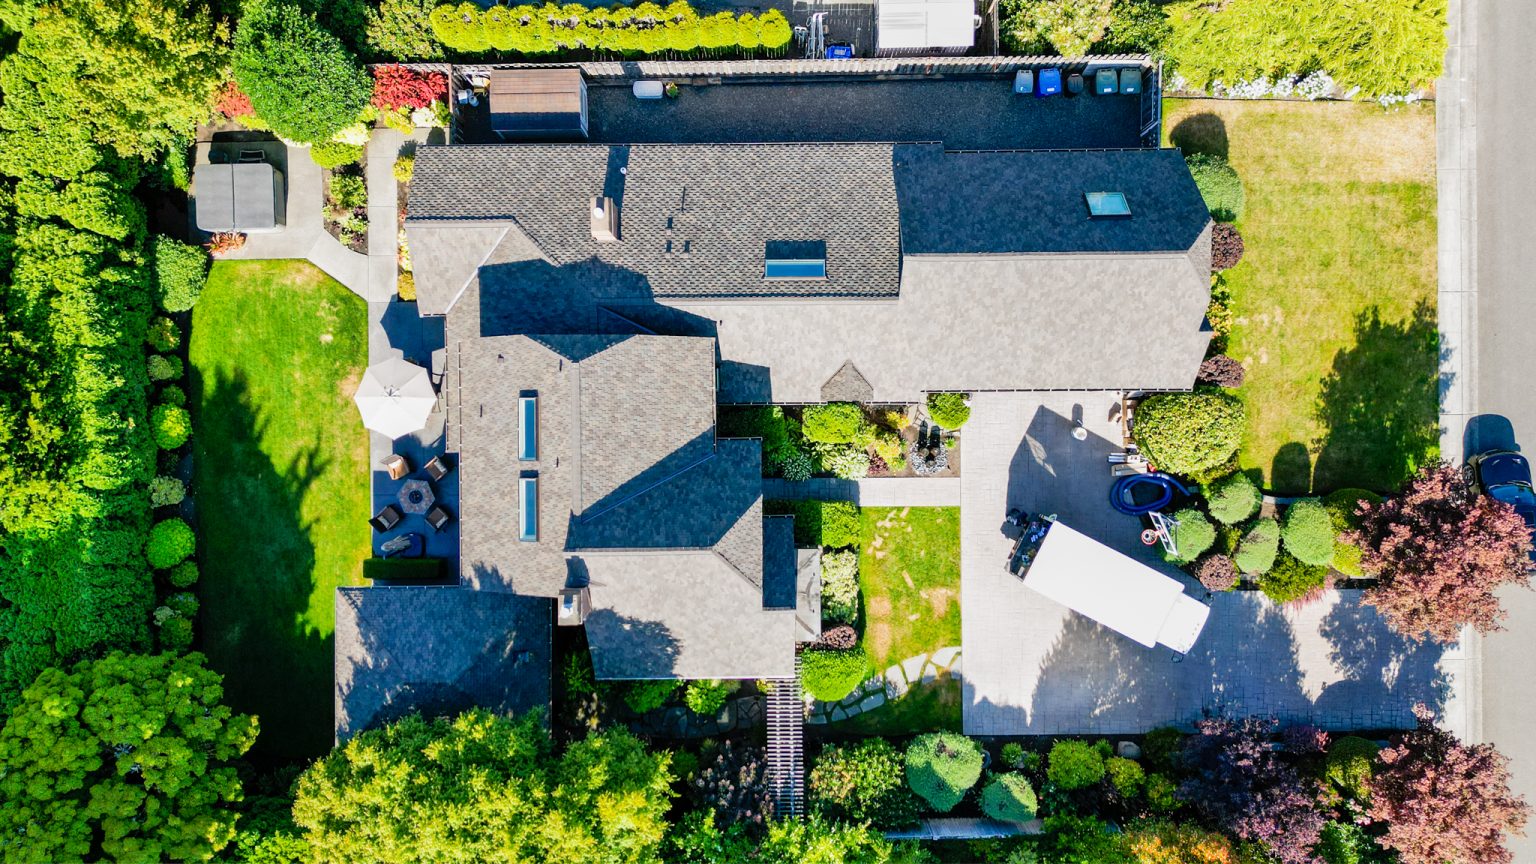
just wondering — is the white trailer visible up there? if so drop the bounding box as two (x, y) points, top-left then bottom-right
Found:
(1006, 516), (1211, 654)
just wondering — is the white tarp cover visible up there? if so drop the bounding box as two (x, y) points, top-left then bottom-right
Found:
(352, 357), (436, 440)
(1021, 520), (1202, 649)
(877, 0), (974, 50)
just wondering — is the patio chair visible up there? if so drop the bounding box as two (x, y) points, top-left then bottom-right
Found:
(424, 454), (453, 481)
(238, 149), (265, 164)
(425, 504), (453, 533)
(382, 453), (410, 480)
(370, 504), (404, 533)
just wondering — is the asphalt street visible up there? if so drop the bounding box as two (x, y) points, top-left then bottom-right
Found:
(1466, 0), (1536, 859)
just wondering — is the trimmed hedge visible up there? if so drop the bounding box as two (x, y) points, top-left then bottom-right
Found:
(905, 733), (984, 813)
(980, 773), (1038, 824)
(1324, 735), (1378, 801)
(1324, 488), (1381, 578)
(311, 140), (365, 169)
(1259, 551), (1330, 604)
(429, 1), (793, 57)
(363, 557), (443, 581)
(1132, 392), (1245, 479)
(821, 501), (862, 549)
(1186, 153), (1244, 222)
(152, 235), (209, 312)
(1206, 472), (1260, 525)
(1046, 740), (1105, 790)
(1281, 497), (1335, 566)
(1193, 553), (1237, 591)
(801, 645), (869, 702)
(1234, 516), (1280, 575)
(803, 402), (867, 445)
(925, 393), (971, 429)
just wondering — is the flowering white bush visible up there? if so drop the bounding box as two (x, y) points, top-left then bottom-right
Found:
(820, 550), (860, 623)
(331, 122), (370, 145)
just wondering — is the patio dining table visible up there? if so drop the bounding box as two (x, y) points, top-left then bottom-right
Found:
(398, 478), (435, 515)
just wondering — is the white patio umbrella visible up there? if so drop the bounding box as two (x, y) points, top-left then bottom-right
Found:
(353, 356), (435, 439)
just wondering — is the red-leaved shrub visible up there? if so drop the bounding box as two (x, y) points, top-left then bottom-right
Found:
(1349, 464), (1533, 643)
(1369, 705), (1531, 864)
(1211, 223), (1245, 271)
(1197, 354), (1246, 388)
(215, 81), (253, 118)
(372, 65), (447, 110)
(816, 624), (857, 650)
(1193, 553), (1237, 591)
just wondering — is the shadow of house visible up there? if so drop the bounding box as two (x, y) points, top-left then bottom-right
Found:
(579, 608), (682, 680)
(1312, 302), (1441, 493)
(192, 369), (334, 763)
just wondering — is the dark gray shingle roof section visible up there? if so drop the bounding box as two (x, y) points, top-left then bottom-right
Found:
(762, 516), (797, 611)
(408, 143), (902, 299)
(895, 145), (1211, 255)
(334, 587), (552, 741)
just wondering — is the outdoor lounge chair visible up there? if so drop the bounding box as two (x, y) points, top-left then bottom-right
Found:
(370, 504), (404, 533)
(382, 453), (410, 480)
(424, 454), (453, 481)
(424, 504), (453, 533)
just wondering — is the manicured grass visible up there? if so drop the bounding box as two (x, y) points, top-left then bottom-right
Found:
(857, 506), (961, 679)
(190, 260), (370, 762)
(1165, 99), (1439, 495)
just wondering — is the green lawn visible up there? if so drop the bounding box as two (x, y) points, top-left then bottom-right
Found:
(190, 260), (370, 763)
(1165, 99), (1439, 495)
(857, 506), (962, 673)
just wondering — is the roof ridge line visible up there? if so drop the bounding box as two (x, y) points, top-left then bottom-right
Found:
(578, 449), (718, 523)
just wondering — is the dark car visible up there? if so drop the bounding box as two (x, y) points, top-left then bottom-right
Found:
(1468, 451), (1536, 549)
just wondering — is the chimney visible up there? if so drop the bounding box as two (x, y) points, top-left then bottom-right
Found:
(590, 196), (619, 243)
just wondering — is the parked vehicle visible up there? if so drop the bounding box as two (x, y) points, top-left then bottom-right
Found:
(1467, 450), (1536, 554)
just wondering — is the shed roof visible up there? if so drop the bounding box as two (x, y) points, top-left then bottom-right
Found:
(488, 68), (588, 136)
(333, 587), (552, 741)
(194, 163), (279, 232)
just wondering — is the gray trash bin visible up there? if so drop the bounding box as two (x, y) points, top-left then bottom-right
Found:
(1013, 70), (1034, 95)
(1119, 68), (1143, 95)
(1095, 68), (1118, 95)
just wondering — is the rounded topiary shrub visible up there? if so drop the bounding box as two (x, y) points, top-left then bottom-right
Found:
(147, 316), (181, 352)
(1105, 756), (1144, 797)
(925, 393), (971, 429)
(1186, 153), (1245, 222)
(809, 739), (920, 829)
(1193, 553), (1237, 591)
(802, 402), (867, 444)
(1210, 223), (1245, 271)
(905, 733), (984, 813)
(167, 591), (200, 619)
(1324, 735), (1379, 801)
(159, 384), (187, 407)
(147, 354), (184, 382)
(819, 550), (860, 624)
(1047, 740), (1105, 790)
(1234, 517), (1281, 575)
(167, 560), (199, 588)
(801, 645), (869, 702)
(1132, 392), (1244, 479)
(152, 404), (192, 449)
(619, 679), (679, 714)
(980, 773), (1038, 823)
(819, 501), (862, 549)
(310, 140), (364, 169)
(1324, 488), (1381, 578)
(152, 235), (209, 312)
(1205, 472), (1260, 525)
(1196, 353), (1246, 389)
(146, 518), (195, 569)
(156, 614), (194, 653)
(1281, 497), (1335, 566)
(1259, 551), (1330, 605)
(1166, 507), (1215, 565)
(684, 679), (735, 716)
(150, 475), (186, 507)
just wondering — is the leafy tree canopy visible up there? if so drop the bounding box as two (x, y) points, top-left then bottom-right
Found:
(232, 0), (371, 144)
(292, 709), (674, 864)
(0, 651), (257, 863)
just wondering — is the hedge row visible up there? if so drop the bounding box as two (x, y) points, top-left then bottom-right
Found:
(429, 1), (792, 56)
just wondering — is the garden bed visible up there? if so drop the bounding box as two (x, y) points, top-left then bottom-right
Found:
(718, 401), (962, 482)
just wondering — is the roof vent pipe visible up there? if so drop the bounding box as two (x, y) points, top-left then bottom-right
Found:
(590, 196), (619, 243)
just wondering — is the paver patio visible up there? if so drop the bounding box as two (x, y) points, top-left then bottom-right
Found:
(960, 392), (1470, 736)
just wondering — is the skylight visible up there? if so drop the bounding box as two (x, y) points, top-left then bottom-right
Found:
(520, 475), (539, 542)
(1085, 192), (1131, 218)
(764, 240), (827, 280)
(519, 394), (538, 461)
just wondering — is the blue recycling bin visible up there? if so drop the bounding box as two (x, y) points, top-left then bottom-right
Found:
(825, 44), (853, 59)
(1037, 68), (1062, 97)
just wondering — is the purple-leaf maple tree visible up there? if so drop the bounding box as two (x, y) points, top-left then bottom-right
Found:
(1348, 463), (1532, 643)
(1368, 705), (1530, 864)
(1177, 717), (1324, 864)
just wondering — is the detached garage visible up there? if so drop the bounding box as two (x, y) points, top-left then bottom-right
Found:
(875, 0), (975, 56)
(488, 68), (590, 140)
(194, 162), (286, 234)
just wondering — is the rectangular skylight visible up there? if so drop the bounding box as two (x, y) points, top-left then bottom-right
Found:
(519, 475), (539, 542)
(519, 394), (538, 461)
(764, 240), (827, 280)
(1085, 192), (1131, 217)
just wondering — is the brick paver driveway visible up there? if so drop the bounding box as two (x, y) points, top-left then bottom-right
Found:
(959, 392), (1468, 736)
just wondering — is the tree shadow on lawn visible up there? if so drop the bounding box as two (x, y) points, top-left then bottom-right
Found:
(193, 369), (333, 765)
(1312, 301), (1442, 494)
(1169, 112), (1229, 160)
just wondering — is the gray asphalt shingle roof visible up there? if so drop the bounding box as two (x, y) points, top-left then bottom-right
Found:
(333, 587), (552, 741)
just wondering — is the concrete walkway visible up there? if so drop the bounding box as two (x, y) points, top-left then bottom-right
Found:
(958, 392), (1471, 737)
(808, 646), (962, 725)
(762, 476), (961, 506)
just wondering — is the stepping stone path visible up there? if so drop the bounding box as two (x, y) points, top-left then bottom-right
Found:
(806, 646), (962, 725)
